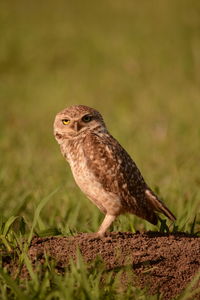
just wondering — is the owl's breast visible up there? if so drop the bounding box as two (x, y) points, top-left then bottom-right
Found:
(66, 143), (122, 215)
(68, 148), (103, 201)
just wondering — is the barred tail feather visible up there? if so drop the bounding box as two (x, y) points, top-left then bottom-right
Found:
(145, 189), (176, 222)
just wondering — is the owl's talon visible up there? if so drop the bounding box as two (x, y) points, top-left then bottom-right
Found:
(85, 232), (104, 241)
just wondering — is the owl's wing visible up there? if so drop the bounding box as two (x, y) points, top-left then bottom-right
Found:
(83, 132), (176, 224)
(83, 132), (144, 194)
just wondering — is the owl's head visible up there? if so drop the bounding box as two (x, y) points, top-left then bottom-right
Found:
(54, 105), (107, 143)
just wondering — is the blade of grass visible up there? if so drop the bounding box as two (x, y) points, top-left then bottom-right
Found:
(190, 215), (197, 235)
(23, 253), (38, 288)
(11, 193), (32, 216)
(28, 188), (59, 245)
(177, 270), (200, 300)
(3, 216), (19, 236)
(0, 268), (27, 300)
(0, 236), (12, 252)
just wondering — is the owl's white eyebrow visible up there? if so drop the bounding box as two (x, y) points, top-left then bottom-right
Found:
(61, 116), (70, 120)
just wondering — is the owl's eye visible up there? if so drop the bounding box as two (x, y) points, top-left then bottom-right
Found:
(82, 115), (92, 122)
(62, 119), (70, 125)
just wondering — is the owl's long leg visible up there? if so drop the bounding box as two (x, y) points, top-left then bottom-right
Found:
(97, 214), (116, 237)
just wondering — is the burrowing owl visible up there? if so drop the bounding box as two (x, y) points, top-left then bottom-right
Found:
(54, 105), (176, 236)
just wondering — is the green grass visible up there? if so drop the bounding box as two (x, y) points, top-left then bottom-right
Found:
(0, 0), (200, 298)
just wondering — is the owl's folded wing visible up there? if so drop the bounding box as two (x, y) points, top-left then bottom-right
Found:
(83, 132), (176, 223)
(83, 132), (146, 196)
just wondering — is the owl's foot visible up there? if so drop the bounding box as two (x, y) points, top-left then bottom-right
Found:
(84, 232), (104, 241)
(96, 231), (106, 238)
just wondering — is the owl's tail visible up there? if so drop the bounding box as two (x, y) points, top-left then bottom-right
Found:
(145, 189), (176, 222)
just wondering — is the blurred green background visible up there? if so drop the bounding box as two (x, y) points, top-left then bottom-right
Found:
(0, 0), (200, 234)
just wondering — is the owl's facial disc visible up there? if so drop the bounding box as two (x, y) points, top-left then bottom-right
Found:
(54, 113), (102, 141)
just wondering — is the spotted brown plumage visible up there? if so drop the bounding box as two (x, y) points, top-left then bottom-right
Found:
(54, 105), (176, 236)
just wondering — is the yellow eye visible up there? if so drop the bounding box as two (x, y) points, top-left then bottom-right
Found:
(62, 119), (70, 125)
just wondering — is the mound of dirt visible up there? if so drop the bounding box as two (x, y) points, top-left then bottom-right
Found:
(5, 232), (200, 299)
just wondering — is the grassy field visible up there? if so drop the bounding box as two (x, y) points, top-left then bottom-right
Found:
(0, 0), (200, 298)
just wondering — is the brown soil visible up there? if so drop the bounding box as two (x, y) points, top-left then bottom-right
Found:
(4, 232), (200, 299)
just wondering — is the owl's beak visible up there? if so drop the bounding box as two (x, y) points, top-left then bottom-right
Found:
(73, 121), (80, 132)
(54, 131), (63, 144)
